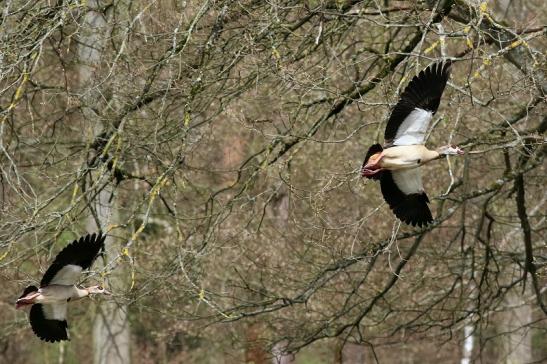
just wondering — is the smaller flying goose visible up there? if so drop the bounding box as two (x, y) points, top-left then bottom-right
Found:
(361, 61), (464, 227)
(16, 233), (110, 342)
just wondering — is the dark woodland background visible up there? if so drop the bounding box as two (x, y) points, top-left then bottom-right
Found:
(0, 1), (545, 363)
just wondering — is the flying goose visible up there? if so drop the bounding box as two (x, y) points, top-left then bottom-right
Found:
(361, 61), (464, 227)
(16, 233), (110, 342)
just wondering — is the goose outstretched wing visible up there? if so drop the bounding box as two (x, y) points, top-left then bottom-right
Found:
(29, 303), (69, 342)
(40, 233), (105, 286)
(380, 170), (432, 227)
(385, 61), (452, 146)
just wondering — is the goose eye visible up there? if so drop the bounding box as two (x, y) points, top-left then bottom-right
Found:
(98, 285), (103, 290)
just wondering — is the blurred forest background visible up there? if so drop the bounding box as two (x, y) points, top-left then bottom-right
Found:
(0, 0), (545, 363)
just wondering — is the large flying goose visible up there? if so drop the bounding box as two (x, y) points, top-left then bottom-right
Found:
(16, 233), (110, 342)
(361, 61), (464, 227)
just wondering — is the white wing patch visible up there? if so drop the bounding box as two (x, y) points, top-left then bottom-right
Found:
(392, 108), (432, 146)
(42, 303), (68, 321)
(49, 264), (83, 285)
(392, 169), (424, 195)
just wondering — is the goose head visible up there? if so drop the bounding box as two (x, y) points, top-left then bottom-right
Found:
(86, 285), (111, 296)
(436, 144), (464, 156)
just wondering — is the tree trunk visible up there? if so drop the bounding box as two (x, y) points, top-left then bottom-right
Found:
(245, 322), (268, 364)
(89, 185), (130, 364)
(504, 288), (532, 364)
(271, 340), (295, 364)
(77, 1), (131, 363)
(461, 324), (474, 364)
(336, 342), (367, 364)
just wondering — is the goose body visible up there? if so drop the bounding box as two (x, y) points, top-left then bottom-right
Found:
(19, 285), (90, 305)
(361, 61), (464, 227)
(16, 233), (109, 342)
(372, 145), (439, 170)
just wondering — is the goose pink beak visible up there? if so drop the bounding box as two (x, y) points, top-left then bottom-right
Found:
(16, 300), (31, 309)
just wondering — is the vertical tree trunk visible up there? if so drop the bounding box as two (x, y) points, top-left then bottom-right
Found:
(461, 324), (474, 364)
(89, 185), (130, 364)
(503, 287), (532, 364)
(336, 342), (367, 364)
(498, 172), (542, 363)
(271, 340), (295, 364)
(245, 322), (268, 364)
(269, 191), (294, 364)
(77, 2), (130, 363)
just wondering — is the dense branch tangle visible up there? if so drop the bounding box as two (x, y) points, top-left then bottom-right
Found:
(0, 1), (545, 362)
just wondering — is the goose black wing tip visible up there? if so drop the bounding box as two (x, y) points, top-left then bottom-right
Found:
(396, 210), (433, 228)
(411, 203), (433, 228)
(441, 58), (453, 71)
(88, 231), (107, 250)
(411, 215), (433, 228)
(85, 232), (105, 246)
(98, 231), (107, 249)
(427, 59), (452, 75)
(39, 333), (69, 343)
